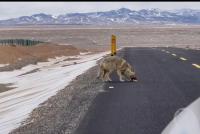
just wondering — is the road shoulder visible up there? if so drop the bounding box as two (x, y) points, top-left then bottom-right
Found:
(10, 65), (104, 134)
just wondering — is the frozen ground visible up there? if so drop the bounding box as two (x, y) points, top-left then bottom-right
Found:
(0, 51), (108, 134)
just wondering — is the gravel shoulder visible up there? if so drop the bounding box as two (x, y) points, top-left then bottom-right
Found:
(10, 65), (105, 134)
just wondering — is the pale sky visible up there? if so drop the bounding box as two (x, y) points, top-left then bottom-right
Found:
(1, 2), (200, 20)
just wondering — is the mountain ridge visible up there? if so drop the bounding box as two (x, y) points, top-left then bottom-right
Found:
(1, 8), (200, 25)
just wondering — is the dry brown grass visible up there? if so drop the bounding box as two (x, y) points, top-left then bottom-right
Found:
(0, 25), (200, 50)
(0, 43), (80, 64)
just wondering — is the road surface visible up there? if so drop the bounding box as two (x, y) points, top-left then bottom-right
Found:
(75, 47), (200, 134)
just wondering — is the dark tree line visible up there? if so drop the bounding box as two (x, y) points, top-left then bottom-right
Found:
(0, 39), (43, 46)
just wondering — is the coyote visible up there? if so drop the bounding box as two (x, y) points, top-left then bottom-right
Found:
(97, 56), (138, 82)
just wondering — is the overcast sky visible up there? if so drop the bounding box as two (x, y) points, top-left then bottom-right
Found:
(1, 2), (200, 20)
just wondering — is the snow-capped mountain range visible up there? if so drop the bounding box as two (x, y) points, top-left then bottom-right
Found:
(1, 8), (200, 25)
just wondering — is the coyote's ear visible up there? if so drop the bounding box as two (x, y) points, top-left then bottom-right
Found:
(127, 63), (134, 71)
(120, 62), (128, 70)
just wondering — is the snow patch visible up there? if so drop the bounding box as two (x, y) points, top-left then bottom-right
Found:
(52, 15), (57, 19)
(80, 52), (91, 55)
(34, 16), (41, 21)
(0, 51), (109, 134)
(0, 64), (9, 67)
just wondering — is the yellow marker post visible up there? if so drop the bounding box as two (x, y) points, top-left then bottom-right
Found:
(111, 35), (117, 56)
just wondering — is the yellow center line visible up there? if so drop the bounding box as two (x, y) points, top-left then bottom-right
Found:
(192, 64), (200, 69)
(180, 57), (187, 61)
(172, 54), (177, 56)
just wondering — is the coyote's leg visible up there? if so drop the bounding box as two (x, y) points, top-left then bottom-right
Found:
(102, 70), (108, 81)
(102, 70), (112, 82)
(97, 67), (103, 79)
(105, 71), (112, 81)
(117, 70), (124, 82)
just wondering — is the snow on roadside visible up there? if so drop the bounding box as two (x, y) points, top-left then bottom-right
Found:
(80, 52), (91, 55)
(0, 64), (9, 68)
(0, 51), (109, 134)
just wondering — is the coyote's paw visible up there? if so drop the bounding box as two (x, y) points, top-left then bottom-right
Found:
(120, 79), (125, 82)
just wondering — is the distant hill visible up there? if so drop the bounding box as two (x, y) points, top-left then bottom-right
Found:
(1, 8), (200, 25)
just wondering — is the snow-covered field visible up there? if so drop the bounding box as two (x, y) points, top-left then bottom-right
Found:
(0, 51), (108, 134)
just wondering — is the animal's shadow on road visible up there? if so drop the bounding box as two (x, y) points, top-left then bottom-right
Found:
(106, 73), (138, 83)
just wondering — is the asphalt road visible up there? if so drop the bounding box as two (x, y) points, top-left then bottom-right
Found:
(75, 47), (200, 134)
